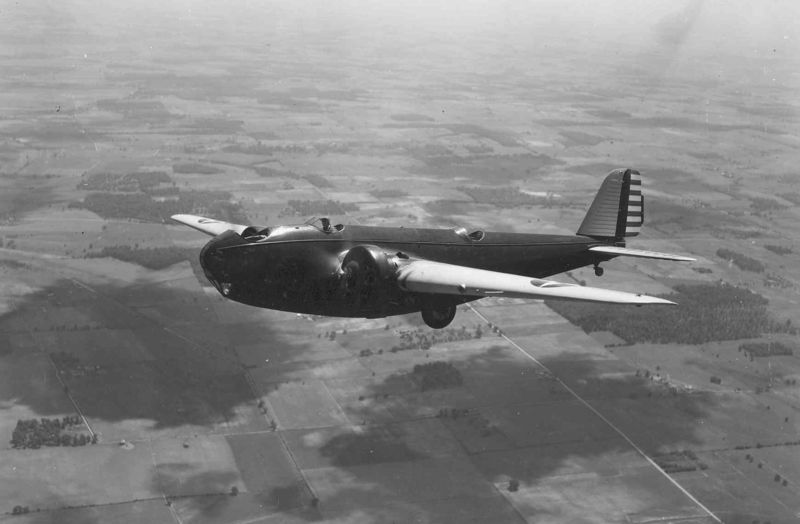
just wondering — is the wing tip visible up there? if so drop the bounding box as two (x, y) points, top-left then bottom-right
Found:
(170, 213), (201, 224)
(638, 296), (677, 306)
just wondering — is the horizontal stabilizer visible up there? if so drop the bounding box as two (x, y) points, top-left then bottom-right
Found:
(589, 245), (695, 262)
(171, 214), (249, 237)
(396, 259), (676, 305)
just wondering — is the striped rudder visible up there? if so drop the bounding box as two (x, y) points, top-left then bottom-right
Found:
(577, 168), (643, 240)
(625, 169), (642, 237)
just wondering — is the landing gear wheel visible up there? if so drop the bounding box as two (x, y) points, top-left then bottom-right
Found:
(594, 265), (604, 277)
(421, 304), (457, 329)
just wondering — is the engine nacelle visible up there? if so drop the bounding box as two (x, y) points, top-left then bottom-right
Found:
(338, 245), (397, 311)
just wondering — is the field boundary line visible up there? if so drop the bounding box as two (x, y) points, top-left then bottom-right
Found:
(467, 303), (722, 523)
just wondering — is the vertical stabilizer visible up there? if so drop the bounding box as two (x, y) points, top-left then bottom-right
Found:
(577, 168), (643, 240)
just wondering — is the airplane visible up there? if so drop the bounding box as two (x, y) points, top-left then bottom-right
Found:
(172, 168), (694, 329)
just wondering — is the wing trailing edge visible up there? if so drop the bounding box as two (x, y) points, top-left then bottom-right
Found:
(396, 259), (676, 305)
(589, 245), (695, 262)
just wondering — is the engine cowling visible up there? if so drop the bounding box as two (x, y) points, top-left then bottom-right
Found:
(339, 245), (397, 311)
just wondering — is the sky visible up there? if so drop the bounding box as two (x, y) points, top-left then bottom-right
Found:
(1, 0), (798, 92)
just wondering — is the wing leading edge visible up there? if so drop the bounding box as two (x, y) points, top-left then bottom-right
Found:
(396, 259), (675, 305)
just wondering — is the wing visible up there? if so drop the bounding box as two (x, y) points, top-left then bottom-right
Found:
(396, 259), (675, 305)
(589, 245), (695, 262)
(171, 214), (250, 237)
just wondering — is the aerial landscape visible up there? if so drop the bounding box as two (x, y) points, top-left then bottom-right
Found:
(1, 0), (799, 522)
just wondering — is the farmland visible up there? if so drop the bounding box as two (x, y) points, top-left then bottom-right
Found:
(1, 1), (799, 523)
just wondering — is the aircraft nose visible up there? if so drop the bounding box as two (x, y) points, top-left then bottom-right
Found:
(199, 241), (224, 292)
(199, 232), (242, 295)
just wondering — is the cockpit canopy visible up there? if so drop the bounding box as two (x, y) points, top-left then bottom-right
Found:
(240, 217), (344, 242)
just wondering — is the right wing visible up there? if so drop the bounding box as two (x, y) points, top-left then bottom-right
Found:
(589, 245), (695, 262)
(396, 259), (675, 305)
(171, 214), (250, 237)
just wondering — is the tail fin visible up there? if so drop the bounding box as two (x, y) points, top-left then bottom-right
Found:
(577, 168), (643, 241)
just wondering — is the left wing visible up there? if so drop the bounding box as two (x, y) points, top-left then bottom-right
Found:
(171, 214), (249, 237)
(396, 259), (675, 305)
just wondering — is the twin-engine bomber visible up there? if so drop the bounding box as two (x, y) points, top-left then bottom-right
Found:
(173, 169), (694, 328)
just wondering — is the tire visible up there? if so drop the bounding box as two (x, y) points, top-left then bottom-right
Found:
(421, 304), (456, 329)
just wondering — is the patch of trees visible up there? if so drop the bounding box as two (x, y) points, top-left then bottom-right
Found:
(0, 259), (29, 270)
(763, 273), (793, 289)
(740, 341), (793, 358)
(749, 197), (785, 213)
(284, 200), (358, 216)
(12, 505), (31, 515)
(437, 407), (471, 419)
(653, 450), (707, 473)
(782, 192), (800, 205)
(50, 352), (104, 377)
(716, 248), (765, 273)
(390, 113), (435, 122)
(736, 440), (800, 452)
(436, 407), (496, 436)
(458, 186), (559, 208)
(559, 130), (605, 147)
(86, 246), (206, 282)
(254, 166), (300, 179)
(172, 163), (224, 175)
(223, 143), (280, 155)
(711, 228), (763, 240)
(70, 190), (246, 223)
(764, 244), (792, 255)
(233, 141), (350, 155)
(86, 246), (191, 270)
(370, 189), (408, 199)
(147, 186), (180, 197)
(10, 417), (96, 449)
(412, 361), (463, 391)
(390, 325), (481, 352)
(546, 283), (795, 345)
(301, 174), (333, 188)
(51, 351), (80, 369)
(423, 199), (469, 217)
(78, 171), (172, 192)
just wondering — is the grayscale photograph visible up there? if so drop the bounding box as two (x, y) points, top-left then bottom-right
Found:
(0, 0), (798, 522)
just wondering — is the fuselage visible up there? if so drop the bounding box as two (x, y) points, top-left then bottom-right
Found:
(199, 222), (612, 319)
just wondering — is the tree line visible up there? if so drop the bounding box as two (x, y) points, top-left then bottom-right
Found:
(740, 341), (793, 358)
(546, 283), (795, 345)
(716, 248), (766, 273)
(412, 361), (463, 391)
(78, 171), (172, 193)
(11, 417), (97, 449)
(284, 199), (359, 217)
(70, 190), (247, 224)
(86, 245), (191, 270)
